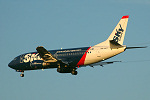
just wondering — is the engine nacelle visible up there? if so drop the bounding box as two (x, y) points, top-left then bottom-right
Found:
(42, 62), (50, 66)
(31, 60), (50, 69)
(57, 67), (72, 73)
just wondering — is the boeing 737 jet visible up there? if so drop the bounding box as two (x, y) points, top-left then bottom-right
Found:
(8, 15), (146, 77)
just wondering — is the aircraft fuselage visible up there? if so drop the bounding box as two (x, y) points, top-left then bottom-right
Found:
(9, 46), (125, 71)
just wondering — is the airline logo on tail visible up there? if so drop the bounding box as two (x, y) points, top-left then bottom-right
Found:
(113, 24), (124, 43)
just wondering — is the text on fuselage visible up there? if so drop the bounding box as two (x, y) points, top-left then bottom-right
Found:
(22, 53), (42, 63)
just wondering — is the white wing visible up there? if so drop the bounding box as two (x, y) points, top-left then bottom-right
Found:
(89, 61), (121, 67)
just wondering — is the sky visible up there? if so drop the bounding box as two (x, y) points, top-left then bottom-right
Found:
(0, 0), (150, 100)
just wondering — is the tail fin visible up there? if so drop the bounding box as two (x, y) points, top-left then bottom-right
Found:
(106, 15), (129, 45)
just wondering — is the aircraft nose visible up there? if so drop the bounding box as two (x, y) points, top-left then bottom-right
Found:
(8, 61), (14, 68)
(8, 60), (17, 69)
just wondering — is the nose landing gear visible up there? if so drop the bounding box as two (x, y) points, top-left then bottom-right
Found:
(20, 71), (24, 77)
(20, 72), (24, 77)
(16, 70), (24, 77)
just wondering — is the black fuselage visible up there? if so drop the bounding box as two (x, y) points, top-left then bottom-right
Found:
(8, 47), (89, 71)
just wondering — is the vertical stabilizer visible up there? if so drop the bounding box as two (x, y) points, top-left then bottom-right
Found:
(95, 15), (129, 47)
(106, 15), (129, 45)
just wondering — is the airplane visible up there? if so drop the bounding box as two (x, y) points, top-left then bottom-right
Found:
(8, 15), (146, 77)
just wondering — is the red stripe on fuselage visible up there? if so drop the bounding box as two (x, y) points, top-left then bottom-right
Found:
(76, 47), (91, 66)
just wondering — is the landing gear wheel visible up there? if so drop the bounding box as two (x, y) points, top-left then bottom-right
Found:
(20, 74), (24, 77)
(71, 70), (78, 75)
(20, 71), (24, 77)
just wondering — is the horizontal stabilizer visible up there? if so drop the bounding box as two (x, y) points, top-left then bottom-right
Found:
(109, 40), (124, 49)
(126, 46), (147, 49)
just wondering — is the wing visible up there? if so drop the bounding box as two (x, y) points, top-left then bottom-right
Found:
(36, 46), (57, 62)
(89, 61), (121, 67)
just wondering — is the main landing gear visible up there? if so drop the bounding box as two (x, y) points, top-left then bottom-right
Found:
(57, 64), (78, 75)
(71, 69), (78, 75)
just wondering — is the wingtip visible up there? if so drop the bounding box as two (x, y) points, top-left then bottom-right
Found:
(37, 46), (43, 48)
(36, 46), (43, 50)
(121, 15), (129, 19)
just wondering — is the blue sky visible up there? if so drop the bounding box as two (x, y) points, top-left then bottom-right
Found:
(0, 0), (150, 100)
